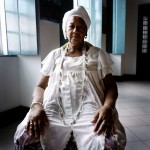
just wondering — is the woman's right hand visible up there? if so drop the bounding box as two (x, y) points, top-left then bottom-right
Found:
(92, 105), (114, 136)
(26, 104), (48, 138)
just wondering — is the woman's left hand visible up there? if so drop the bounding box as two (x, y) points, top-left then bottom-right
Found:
(91, 105), (114, 136)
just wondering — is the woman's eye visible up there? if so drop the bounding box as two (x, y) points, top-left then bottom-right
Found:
(80, 26), (85, 30)
(69, 25), (74, 29)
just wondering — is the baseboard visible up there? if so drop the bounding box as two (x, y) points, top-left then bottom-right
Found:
(0, 106), (29, 129)
(113, 74), (138, 82)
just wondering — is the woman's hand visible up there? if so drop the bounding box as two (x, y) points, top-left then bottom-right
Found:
(26, 104), (48, 138)
(91, 105), (114, 137)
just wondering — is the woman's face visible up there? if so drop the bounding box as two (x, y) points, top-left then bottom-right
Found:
(65, 16), (87, 47)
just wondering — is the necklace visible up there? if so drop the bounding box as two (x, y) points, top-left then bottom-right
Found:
(56, 43), (87, 126)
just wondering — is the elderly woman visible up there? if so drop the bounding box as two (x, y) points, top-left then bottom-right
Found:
(14, 6), (126, 150)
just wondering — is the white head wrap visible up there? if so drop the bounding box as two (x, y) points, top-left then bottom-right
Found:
(62, 6), (91, 39)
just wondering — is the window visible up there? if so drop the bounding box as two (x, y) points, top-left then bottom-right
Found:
(0, 0), (38, 55)
(74, 0), (126, 54)
(142, 16), (148, 53)
(74, 0), (102, 48)
(112, 0), (126, 54)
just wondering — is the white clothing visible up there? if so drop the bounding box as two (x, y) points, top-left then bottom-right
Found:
(14, 45), (126, 150)
(40, 45), (126, 150)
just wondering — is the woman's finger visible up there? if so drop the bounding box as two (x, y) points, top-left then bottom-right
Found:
(93, 114), (103, 132)
(27, 120), (34, 136)
(91, 111), (99, 123)
(26, 120), (39, 137)
(33, 121), (41, 138)
(33, 121), (37, 137)
(96, 120), (107, 135)
(104, 123), (112, 136)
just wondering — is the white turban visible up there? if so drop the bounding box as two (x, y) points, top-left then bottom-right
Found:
(62, 6), (91, 39)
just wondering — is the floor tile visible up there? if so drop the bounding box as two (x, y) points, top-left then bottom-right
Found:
(124, 127), (140, 142)
(125, 141), (150, 150)
(119, 116), (146, 127)
(128, 126), (150, 140)
(137, 115), (150, 126)
(143, 140), (150, 149)
(0, 122), (18, 150)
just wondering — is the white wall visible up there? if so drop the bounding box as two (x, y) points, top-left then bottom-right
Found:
(123, 0), (150, 75)
(123, 0), (138, 75)
(39, 20), (60, 61)
(110, 55), (123, 76)
(111, 0), (138, 76)
(109, 0), (150, 76)
(0, 57), (19, 112)
(103, 0), (138, 76)
(18, 56), (41, 107)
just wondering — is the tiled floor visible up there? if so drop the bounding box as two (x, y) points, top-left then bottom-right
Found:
(117, 81), (150, 150)
(0, 81), (150, 150)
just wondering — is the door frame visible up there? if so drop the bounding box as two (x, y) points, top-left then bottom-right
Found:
(136, 4), (150, 80)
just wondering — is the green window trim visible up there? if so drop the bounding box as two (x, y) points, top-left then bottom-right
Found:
(112, 0), (126, 54)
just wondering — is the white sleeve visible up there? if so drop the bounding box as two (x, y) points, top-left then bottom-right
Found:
(97, 48), (114, 79)
(40, 49), (56, 76)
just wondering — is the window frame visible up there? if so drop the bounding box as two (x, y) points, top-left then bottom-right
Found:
(74, 0), (126, 54)
(0, 0), (39, 56)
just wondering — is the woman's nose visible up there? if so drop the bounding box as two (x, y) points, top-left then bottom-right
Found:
(73, 26), (79, 32)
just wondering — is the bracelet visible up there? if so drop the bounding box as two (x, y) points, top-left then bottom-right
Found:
(103, 105), (114, 112)
(30, 102), (43, 109)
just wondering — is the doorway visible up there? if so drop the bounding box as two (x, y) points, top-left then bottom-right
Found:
(137, 4), (150, 80)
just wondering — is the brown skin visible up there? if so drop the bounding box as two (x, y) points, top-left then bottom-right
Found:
(26, 75), (49, 138)
(65, 16), (87, 56)
(92, 74), (118, 136)
(26, 16), (118, 137)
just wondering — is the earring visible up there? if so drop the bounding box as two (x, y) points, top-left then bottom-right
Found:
(85, 33), (87, 39)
